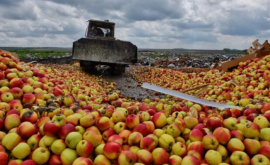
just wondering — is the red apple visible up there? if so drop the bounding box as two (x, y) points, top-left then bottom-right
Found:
(43, 121), (61, 136)
(58, 123), (76, 139)
(206, 117), (222, 130)
(18, 121), (37, 138)
(103, 142), (122, 160)
(213, 127), (231, 145)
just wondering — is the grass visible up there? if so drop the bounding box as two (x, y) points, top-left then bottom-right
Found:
(9, 49), (71, 60)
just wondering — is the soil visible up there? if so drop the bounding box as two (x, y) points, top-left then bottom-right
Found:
(97, 66), (166, 101)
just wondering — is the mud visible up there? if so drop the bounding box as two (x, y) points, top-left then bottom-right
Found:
(98, 66), (166, 100)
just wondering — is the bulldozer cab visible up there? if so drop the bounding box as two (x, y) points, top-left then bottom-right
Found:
(86, 20), (115, 40)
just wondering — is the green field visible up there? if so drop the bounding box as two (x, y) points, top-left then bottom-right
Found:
(9, 49), (72, 60)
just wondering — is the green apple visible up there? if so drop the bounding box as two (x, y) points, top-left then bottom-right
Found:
(60, 148), (78, 165)
(12, 142), (31, 159)
(51, 139), (66, 155)
(158, 134), (175, 151)
(65, 132), (82, 149)
(2, 132), (21, 150)
(205, 150), (222, 165)
(32, 147), (50, 164)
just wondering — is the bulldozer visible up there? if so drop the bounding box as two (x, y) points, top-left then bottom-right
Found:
(212, 39), (270, 71)
(72, 19), (137, 74)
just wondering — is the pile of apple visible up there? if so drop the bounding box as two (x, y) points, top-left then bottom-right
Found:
(131, 56), (270, 108)
(1, 49), (270, 165)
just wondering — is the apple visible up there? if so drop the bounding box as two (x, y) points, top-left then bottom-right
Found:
(37, 116), (50, 128)
(59, 123), (76, 139)
(9, 99), (23, 111)
(1, 92), (14, 102)
(243, 122), (260, 138)
(244, 139), (261, 155)
(151, 112), (167, 128)
(187, 141), (205, 157)
(112, 111), (126, 123)
(32, 147), (50, 165)
(136, 149), (153, 164)
(223, 117), (238, 130)
(10, 87), (23, 99)
(204, 149), (222, 165)
(263, 113), (270, 122)
(18, 121), (37, 138)
(128, 132), (143, 146)
(261, 103), (270, 113)
(202, 134), (219, 150)
(96, 116), (113, 131)
(253, 116), (269, 129)
(187, 150), (202, 162)
(166, 123), (181, 138)
(259, 145), (270, 159)
(76, 140), (94, 157)
(0, 102), (11, 113)
(107, 134), (123, 145)
(27, 134), (41, 150)
(22, 159), (38, 165)
(103, 142), (122, 160)
(64, 132), (82, 149)
(250, 154), (269, 165)
(119, 129), (131, 144)
(22, 93), (36, 104)
(206, 117), (222, 130)
(21, 111), (38, 124)
(113, 122), (126, 134)
(52, 113), (67, 126)
(76, 125), (86, 135)
(60, 148), (78, 165)
(126, 114), (140, 129)
(230, 151), (250, 165)
(181, 155), (200, 165)
(189, 129), (204, 142)
(2, 132), (21, 150)
(10, 78), (23, 88)
(51, 139), (66, 155)
(94, 143), (105, 156)
(143, 121), (155, 134)
(172, 142), (187, 157)
(93, 155), (111, 165)
(217, 145), (228, 162)
(6, 159), (23, 165)
(118, 151), (137, 165)
(227, 138), (245, 152)
(133, 123), (148, 136)
(102, 128), (116, 141)
(12, 142), (31, 159)
(43, 121), (61, 136)
(80, 113), (95, 128)
(140, 137), (156, 152)
(73, 157), (93, 165)
(152, 148), (169, 165)
(184, 116), (198, 129)
(39, 135), (57, 148)
(230, 130), (244, 141)
(213, 127), (231, 145)
(259, 128), (270, 141)
(83, 129), (103, 147)
(0, 152), (8, 165)
(174, 117), (186, 132)
(140, 111), (150, 122)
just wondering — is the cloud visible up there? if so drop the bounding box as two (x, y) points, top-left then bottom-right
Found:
(0, 0), (269, 49)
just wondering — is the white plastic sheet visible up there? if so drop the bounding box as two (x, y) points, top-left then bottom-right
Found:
(142, 83), (242, 110)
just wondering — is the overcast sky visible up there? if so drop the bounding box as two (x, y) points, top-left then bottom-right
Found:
(0, 0), (269, 49)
